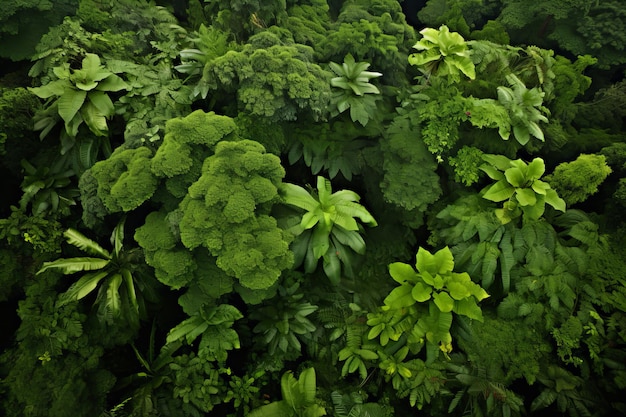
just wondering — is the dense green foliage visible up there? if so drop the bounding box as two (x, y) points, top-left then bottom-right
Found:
(1, 1), (625, 416)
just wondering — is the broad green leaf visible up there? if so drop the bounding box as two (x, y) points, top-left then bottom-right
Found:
(453, 298), (484, 321)
(63, 270), (109, 300)
(316, 176), (333, 205)
(64, 228), (111, 257)
(522, 197), (545, 220)
(103, 273), (123, 321)
(280, 183), (319, 212)
(447, 281), (471, 300)
(512, 124), (530, 145)
(389, 262), (418, 284)
(166, 315), (209, 345)
(384, 284), (416, 308)
(248, 400), (293, 417)
(96, 73), (128, 92)
(112, 219), (125, 257)
(545, 189), (566, 212)
(531, 179), (550, 195)
(408, 49), (441, 66)
(433, 292), (454, 312)
(57, 89), (87, 124)
(482, 154), (512, 171)
(28, 80), (69, 98)
(88, 91), (115, 116)
(451, 56), (475, 80)
(65, 113), (83, 139)
(37, 257), (109, 275)
(416, 247), (454, 275)
(412, 281), (432, 302)
(81, 101), (108, 136)
(322, 252), (341, 285)
(527, 158), (546, 179)
(298, 367), (317, 404)
(301, 211), (319, 229)
(355, 348), (379, 360)
(504, 167), (525, 187)
(281, 371), (303, 410)
(310, 225), (330, 259)
(332, 226), (366, 254)
(81, 53), (103, 72)
(516, 188), (537, 206)
(122, 269), (139, 316)
(480, 164), (505, 181)
(527, 121), (545, 141)
(483, 180), (515, 202)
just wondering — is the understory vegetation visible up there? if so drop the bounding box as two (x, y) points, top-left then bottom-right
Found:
(1, 1), (625, 416)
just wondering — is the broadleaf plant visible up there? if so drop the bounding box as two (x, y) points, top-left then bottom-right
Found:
(280, 176), (377, 285)
(408, 25), (476, 82)
(36, 218), (151, 328)
(480, 154), (566, 224)
(329, 53), (382, 126)
(368, 247), (489, 358)
(29, 53), (128, 150)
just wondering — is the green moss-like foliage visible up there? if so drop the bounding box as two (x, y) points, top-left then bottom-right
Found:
(545, 154), (612, 205)
(380, 114), (442, 227)
(134, 210), (196, 290)
(179, 139), (293, 289)
(205, 31), (331, 122)
(88, 146), (157, 214)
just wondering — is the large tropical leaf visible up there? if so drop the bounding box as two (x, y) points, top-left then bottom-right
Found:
(81, 101), (108, 136)
(99, 273), (123, 323)
(61, 270), (110, 301)
(281, 183), (320, 212)
(298, 367), (317, 404)
(57, 88), (87, 124)
(112, 218), (125, 257)
(416, 247), (455, 275)
(166, 314), (209, 345)
(37, 257), (110, 275)
(64, 228), (111, 258)
(88, 90), (115, 116)
(95, 73), (129, 92)
(248, 401), (293, 417)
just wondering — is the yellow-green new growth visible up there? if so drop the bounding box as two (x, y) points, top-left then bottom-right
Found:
(408, 25), (476, 82)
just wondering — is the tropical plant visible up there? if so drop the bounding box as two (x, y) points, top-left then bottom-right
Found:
(280, 176), (378, 284)
(446, 355), (525, 417)
(496, 74), (549, 145)
(408, 25), (475, 82)
(248, 367), (327, 417)
(29, 53), (128, 150)
(36, 218), (151, 328)
(250, 282), (318, 358)
(370, 246), (489, 358)
(329, 53), (383, 126)
(480, 154), (566, 224)
(19, 158), (79, 216)
(331, 390), (391, 417)
(165, 303), (243, 362)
